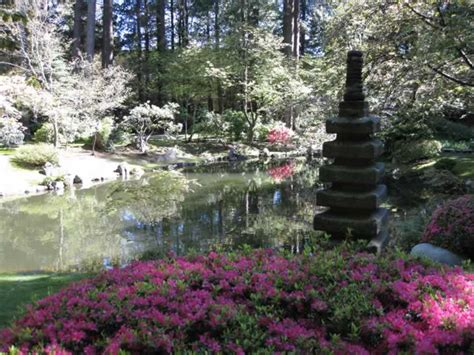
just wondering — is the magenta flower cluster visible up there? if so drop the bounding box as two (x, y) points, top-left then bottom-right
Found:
(422, 195), (474, 258)
(267, 127), (292, 145)
(267, 162), (295, 181)
(1, 250), (473, 354)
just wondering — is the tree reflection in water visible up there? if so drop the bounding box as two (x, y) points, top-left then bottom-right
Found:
(0, 160), (323, 273)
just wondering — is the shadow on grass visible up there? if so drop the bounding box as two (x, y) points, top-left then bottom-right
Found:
(0, 273), (90, 328)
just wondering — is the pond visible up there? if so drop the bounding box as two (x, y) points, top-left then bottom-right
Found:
(0, 159), (326, 273)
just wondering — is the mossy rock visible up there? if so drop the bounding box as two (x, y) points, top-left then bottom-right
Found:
(392, 139), (442, 164)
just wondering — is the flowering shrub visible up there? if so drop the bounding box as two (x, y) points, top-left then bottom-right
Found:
(1, 249), (473, 354)
(422, 195), (474, 258)
(267, 126), (293, 145)
(268, 162), (295, 181)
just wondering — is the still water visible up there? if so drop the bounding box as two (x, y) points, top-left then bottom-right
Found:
(0, 159), (323, 273)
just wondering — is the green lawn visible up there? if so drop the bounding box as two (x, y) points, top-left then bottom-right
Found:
(0, 273), (90, 328)
(0, 147), (15, 156)
(411, 154), (474, 179)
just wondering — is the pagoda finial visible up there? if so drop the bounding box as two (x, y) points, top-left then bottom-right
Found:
(343, 50), (365, 102)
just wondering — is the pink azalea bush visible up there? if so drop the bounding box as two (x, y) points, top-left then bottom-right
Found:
(1, 248), (473, 354)
(422, 195), (474, 258)
(268, 162), (295, 181)
(267, 127), (293, 145)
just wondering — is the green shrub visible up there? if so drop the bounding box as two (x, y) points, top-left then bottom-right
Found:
(223, 110), (248, 141)
(430, 117), (474, 142)
(33, 123), (54, 143)
(40, 175), (65, 186)
(94, 117), (114, 151)
(12, 144), (59, 168)
(434, 158), (457, 171)
(392, 139), (442, 163)
(422, 195), (474, 258)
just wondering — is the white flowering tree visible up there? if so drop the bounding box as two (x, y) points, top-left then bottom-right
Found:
(0, 95), (25, 147)
(123, 102), (180, 153)
(0, 1), (130, 148)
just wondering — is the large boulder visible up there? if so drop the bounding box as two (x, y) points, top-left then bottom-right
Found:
(411, 243), (464, 266)
(115, 163), (130, 178)
(40, 162), (62, 177)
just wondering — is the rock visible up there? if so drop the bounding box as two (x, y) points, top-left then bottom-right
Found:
(130, 166), (145, 177)
(155, 148), (178, 162)
(36, 185), (47, 193)
(52, 181), (65, 191)
(64, 174), (75, 188)
(410, 243), (464, 266)
(228, 147), (247, 161)
(115, 163), (130, 178)
(73, 175), (83, 184)
(40, 162), (54, 176)
(261, 148), (271, 157)
(0, 191), (4, 197)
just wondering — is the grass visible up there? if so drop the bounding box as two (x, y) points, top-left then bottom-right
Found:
(451, 156), (474, 179)
(0, 273), (90, 328)
(410, 154), (474, 179)
(0, 148), (15, 156)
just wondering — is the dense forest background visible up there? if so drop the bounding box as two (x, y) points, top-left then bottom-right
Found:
(0, 0), (472, 153)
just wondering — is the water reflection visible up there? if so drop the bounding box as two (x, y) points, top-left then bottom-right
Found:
(0, 159), (322, 273)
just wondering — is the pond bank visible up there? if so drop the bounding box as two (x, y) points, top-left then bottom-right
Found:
(0, 143), (310, 201)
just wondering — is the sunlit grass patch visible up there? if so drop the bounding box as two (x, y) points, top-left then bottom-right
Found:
(0, 273), (90, 328)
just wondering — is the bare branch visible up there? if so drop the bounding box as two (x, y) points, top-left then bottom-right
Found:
(428, 64), (474, 87)
(405, 3), (439, 29)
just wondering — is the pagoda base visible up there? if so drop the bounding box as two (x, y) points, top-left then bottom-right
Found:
(313, 208), (389, 239)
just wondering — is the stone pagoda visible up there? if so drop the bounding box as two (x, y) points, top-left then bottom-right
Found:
(313, 50), (389, 252)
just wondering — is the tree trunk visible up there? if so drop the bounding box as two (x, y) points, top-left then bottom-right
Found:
(72, 0), (84, 59)
(102, 0), (113, 68)
(300, 0), (306, 56)
(135, 0), (144, 100)
(292, 0), (300, 60)
(283, 0), (294, 57)
(214, 0), (223, 113)
(214, 0), (220, 47)
(144, 0), (150, 53)
(85, 0), (96, 63)
(170, 0), (175, 50)
(52, 117), (59, 148)
(156, 0), (166, 52)
(184, 0), (189, 46)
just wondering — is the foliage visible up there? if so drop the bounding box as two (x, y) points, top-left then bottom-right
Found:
(434, 158), (457, 171)
(122, 102), (180, 153)
(11, 144), (58, 168)
(0, 117), (24, 148)
(33, 123), (54, 143)
(392, 139), (442, 164)
(0, 2), (130, 147)
(321, 1), (473, 155)
(105, 171), (190, 225)
(430, 118), (474, 143)
(0, 85), (25, 147)
(93, 117), (114, 152)
(222, 110), (247, 141)
(422, 195), (474, 258)
(1, 248), (473, 353)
